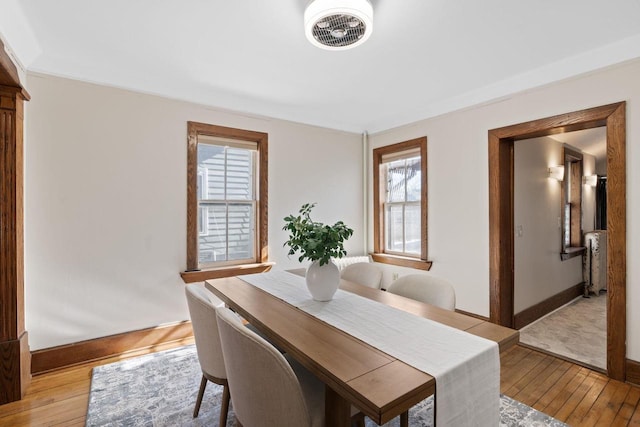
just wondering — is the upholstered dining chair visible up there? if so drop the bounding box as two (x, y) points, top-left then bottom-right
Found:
(340, 262), (383, 289)
(215, 306), (365, 427)
(386, 275), (455, 427)
(184, 284), (230, 427)
(386, 274), (456, 310)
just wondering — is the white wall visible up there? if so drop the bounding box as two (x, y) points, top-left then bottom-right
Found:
(24, 73), (363, 350)
(20, 58), (640, 362)
(513, 137), (596, 313)
(368, 59), (640, 360)
(0, 18), (29, 85)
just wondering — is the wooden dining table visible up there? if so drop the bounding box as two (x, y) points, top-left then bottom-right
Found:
(205, 275), (519, 427)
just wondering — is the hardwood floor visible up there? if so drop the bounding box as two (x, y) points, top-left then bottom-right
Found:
(0, 338), (194, 427)
(501, 346), (640, 426)
(1, 343), (639, 426)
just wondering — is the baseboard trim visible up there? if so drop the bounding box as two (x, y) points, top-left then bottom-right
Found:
(455, 309), (489, 322)
(627, 358), (640, 387)
(31, 321), (193, 375)
(514, 282), (584, 329)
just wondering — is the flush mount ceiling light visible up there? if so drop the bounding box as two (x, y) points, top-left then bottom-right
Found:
(304, 0), (373, 50)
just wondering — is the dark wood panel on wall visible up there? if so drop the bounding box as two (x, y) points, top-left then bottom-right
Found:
(605, 104), (627, 381)
(0, 106), (18, 341)
(31, 322), (194, 375)
(513, 283), (584, 329)
(0, 84), (30, 404)
(488, 133), (514, 327)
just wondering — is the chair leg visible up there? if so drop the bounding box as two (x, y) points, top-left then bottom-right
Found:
(193, 375), (208, 418)
(219, 383), (231, 427)
(400, 410), (408, 427)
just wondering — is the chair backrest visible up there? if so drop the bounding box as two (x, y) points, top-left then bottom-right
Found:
(386, 274), (456, 310)
(216, 306), (311, 427)
(185, 284), (226, 379)
(340, 262), (382, 289)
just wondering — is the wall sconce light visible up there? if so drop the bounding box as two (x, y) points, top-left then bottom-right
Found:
(583, 175), (597, 187)
(548, 165), (564, 181)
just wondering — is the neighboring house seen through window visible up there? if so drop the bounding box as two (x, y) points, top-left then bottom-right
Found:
(197, 139), (256, 265)
(384, 152), (422, 256)
(183, 122), (270, 282)
(372, 137), (431, 270)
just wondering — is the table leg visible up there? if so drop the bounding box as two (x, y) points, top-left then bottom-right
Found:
(400, 410), (409, 427)
(325, 384), (351, 427)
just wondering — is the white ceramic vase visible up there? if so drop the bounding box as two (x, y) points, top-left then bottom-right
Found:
(305, 259), (340, 301)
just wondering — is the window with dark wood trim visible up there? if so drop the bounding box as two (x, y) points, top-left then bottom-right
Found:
(560, 146), (585, 261)
(181, 122), (271, 283)
(371, 137), (431, 270)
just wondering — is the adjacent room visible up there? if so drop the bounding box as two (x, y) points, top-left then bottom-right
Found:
(513, 128), (609, 371)
(1, 1), (639, 426)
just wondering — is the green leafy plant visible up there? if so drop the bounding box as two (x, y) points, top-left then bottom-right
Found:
(283, 203), (354, 266)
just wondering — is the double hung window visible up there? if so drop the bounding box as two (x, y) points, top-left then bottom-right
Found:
(372, 137), (431, 270)
(560, 147), (585, 260)
(383, 151), (422, 256)
(183, 122), (269, 281)
(197, 137), (257, 265)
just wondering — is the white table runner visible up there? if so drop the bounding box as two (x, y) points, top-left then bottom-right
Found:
(239, 271), (499, 426)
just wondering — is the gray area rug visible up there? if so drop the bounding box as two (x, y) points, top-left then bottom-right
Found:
(86, 345), (567, 427)
(519, 294), (606, 370)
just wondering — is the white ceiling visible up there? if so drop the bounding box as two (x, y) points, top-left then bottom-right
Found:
(2, 0), (640, 133)
(551, 127), (607, 162)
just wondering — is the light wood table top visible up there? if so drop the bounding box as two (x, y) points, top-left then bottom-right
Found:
(205, 276), (519, 426)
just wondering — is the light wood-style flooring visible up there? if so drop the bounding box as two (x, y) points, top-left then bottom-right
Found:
(1, 343), (639, 426)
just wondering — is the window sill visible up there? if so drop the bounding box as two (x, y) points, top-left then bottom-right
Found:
(369, 253), (432, 271)
(181, 262), (275, 283)
(560, 247), (586, 261)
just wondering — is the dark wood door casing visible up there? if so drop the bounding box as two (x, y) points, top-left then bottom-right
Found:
(488, 102), (627, 381)
(0, 38), (31, 404)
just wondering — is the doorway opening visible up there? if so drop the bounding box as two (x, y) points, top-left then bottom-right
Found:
(488, 102), (626, 380)
(512, 128), (607, 371)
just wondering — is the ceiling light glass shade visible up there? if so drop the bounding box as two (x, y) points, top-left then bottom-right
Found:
(304, 0), (373, 50)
